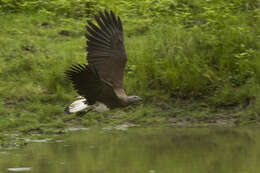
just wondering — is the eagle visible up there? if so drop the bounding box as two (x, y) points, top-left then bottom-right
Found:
(65, 10), (142, 114)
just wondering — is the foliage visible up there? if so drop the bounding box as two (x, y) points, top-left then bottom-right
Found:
(0, 0), (97, 18)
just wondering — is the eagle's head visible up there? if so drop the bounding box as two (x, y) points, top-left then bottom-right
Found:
(126, 95), (142, 105)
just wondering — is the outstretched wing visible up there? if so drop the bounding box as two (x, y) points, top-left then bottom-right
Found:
(85, 10), (127, 89)
(65, 64), (122, 107)
(65, 64), (103, 105)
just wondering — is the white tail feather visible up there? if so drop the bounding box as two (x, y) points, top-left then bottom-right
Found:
(65, 98), (110, 114)
(65, 98), (89, 114)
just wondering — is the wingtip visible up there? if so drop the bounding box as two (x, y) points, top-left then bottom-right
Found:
(64, 64), (88, 80)
(104, 9), (110, 16)
(117, 16), (123, 31)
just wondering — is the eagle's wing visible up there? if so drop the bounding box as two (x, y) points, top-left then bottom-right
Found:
(65, 64), (103, 105)
(65, 64), (121, 107)
(85, 10), (127, 89)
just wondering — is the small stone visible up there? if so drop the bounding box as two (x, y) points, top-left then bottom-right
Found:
(25, 139), (51, 143)
(65, 127), (89, 132)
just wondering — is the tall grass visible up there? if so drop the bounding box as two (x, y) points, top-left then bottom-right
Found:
(125, 18), (259, 101)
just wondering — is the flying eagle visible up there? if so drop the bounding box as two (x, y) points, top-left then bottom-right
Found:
(65, 10), (142, 113)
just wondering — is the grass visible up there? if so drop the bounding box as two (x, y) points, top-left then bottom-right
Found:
(0, 13), (83, 133)
(0, 2), (260, 134)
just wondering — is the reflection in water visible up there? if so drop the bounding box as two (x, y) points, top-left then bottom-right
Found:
(0, 127), (259, 173)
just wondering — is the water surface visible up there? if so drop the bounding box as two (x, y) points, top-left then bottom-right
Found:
(0, 127), (260, 173)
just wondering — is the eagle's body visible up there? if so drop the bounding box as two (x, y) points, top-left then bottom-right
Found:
(65, 10), (141, 113)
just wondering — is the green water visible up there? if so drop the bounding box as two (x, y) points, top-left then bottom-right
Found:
(1, 127), (260, 173)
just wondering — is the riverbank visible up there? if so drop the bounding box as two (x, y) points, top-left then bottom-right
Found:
(0, 7), (259, 134)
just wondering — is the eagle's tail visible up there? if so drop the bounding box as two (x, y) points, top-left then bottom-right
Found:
(64, 97), (90, 114)
(65, 96), (110, 114)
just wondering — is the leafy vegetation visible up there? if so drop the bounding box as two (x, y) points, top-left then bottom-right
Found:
(0, 0), (260, 132)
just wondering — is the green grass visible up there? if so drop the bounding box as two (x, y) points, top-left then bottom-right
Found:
(0, 0), (260, 133)
(0, 13), (84, 133)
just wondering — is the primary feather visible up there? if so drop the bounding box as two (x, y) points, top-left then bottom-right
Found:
(65, 64), (102, 105)
(86, 10), (127, 89)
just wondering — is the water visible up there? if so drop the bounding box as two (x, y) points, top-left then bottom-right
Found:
(0, 127), (260, 173)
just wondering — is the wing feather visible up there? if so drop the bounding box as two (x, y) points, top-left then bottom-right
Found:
(86, 25), (109, 43)
(110, 11), (120, 29)
(86, 10), (127, 89)
(98, 11), (114, 35)
(65, 64), (123, 108)
(86, 22), (111, 43)
(65, 64), (102, 105)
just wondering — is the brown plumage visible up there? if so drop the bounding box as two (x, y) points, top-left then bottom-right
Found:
(65, 10), (141, 109)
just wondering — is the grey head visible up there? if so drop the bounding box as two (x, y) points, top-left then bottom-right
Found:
(126, 95), (142, 105)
